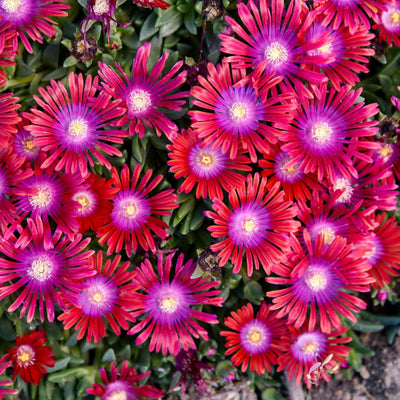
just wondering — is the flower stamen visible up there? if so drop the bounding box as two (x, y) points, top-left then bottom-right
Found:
(311, 122), (332, 144)
(264, 42), (288, 65)
(129, 89), (151, 113)
(159, 295), (179, 313)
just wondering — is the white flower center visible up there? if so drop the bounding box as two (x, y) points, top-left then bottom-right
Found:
(129, 89), (151, 113)
(303, 341), (319, 355)
(16, 345), (36, 367)
(27, 255), (53, 282)
(106, 391), (127, 400)
(29, 186), (52, 209)
(333, 178), (353, 203)
(92, 0), (110, 15)
(242, 217), (258, 234)
(318, 227), (335, 245)
(159, 295), (179, 313)
(89, 290), (105, 306)
(229, 102), (248, 122)
(311, 122), (332, 144)
(1, 0), (22, 13)
(68, 118), (89, 138)
(306, 270), (328, 292)
(317, 43), (332, 55)
(264, 42), (288, 65)
(123, 202), (138, 218)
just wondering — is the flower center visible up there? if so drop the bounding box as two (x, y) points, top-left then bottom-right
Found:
(242, 217), (258, 234)
(77, 195), (90, 211)
(379, 144), (393, 161)
(29, 186), (52, 209)
(27, 255), (53, 282)
(92, 0), (110, 15)
(318, 227), (335, 245)
(333, 178), (353, 203)
(1, 0), (22, 13)
(281, 164), (298, 175)
(23, 137), (36, 152)
(159, 295), (179, 313)
(264, 42), (288, 65)
(200, 153), (214, 166)
(311, 122), (332, 144)
(89, 291), (104, 305)
(123, 202), (138, 218)
(129, 89), (151, 113)
(16, 345), (36, 367)
(229, 102), (248, 122)
(106, 391), (127, 400)
(306, 270), (328, 292)
(68, 118), (89, 138)
(391, 10), (400, 24)
(303, 341), (319, 355)
(318, 43), (332, 54)
(248, 329), (262, 344)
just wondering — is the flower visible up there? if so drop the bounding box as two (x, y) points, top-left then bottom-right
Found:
(24, 73), (127, 177)
(86, 360), (163, 399)
(220, 0), (332, 97)
(98, 42), (188, 140)
(133, 0), (170, 9)
(97, 164), (178, 257)
(12, 117), (41, 162)
(189, 62), (294, 163)
(373, 2), (400, 47)
(127, 252), (224, 355)
(0, 215), (95, 322)
(58, 252), (137, 343)
(0, 0), (69, 53)
(0, 92), (20, 146)
(281, 83), (379, 183)
(0, 27), (17, 88)
(0, 354), (18, 399)
(167, 128), (252, 200)
(221, 302), (287, 375)
(267, 232), (374, 333)
(277, 325), (351, 387)
(7, 330), (55, 385)
(205, 173), (300, 276)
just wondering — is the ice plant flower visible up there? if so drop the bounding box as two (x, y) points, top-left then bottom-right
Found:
(98, 42), (188, 140)
(0, 216), (95, 322)
(277, 325), (351, 387)
(221, 302), (287, 375)
(374, 2), (400, 47)
(133, 0), (170, 10)
(0, 354), (18, 399)
(0, 0), (69, 53)
(167, 128), (252, 200)
(7, 330), (55, 385)
(0, 92), (20, 146)
(87, 360), (164, 399)
(127, 252), (224, 355)
(220, 0), (333, 97)
(281, 83), (379, 182)
(0, 26), (17, 88)
(205, 173), (300, 276)
(189, 62), (294, 163)
(267, 232), (374, 333)
(12, 119), (41, 162)
(24, 73), (127, 177)
(97, 164), (178, 257)
(58, 252), (137, 343)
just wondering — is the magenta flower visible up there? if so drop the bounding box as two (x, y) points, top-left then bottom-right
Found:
(0, 216), (95, 322)
(24, 73), (127, 177)
(0, 354), (18, 398)
(373, 2), (400, 47)
(127, 252), (224, 355)
(98, 42), (188, 140)
(0, 92), (20, 147)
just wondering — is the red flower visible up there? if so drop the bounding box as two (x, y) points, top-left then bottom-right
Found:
(0, 354), (18, 399)
(133, 0), (170, 9)
(7, 330), (55, 385)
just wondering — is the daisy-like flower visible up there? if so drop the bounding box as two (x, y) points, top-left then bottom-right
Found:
(97, 164), (178, 257)
(0, 216), (95, 322)
(7, 330), (55, 385)
(267, 232), (374, 333)
(72, 173), (118, 233)
(86, 361), (164, 399)
(167, 128), (252, 200)
(0, 0), (69, 54)
(58, 252), (137, 343)
(205, 173), (300, 276)
(98, 42), (188, 140)
(300, 17), (375, 90)
(221, 302), (287, 375)
(281, 83), (379, 182)
(374, 2), (400, 47)
(127, 252), (224, 355)
(189, 62), (295, 163)
(24, 73), (127, 177)
(313, 0), (385, 34)
(259, 144), (322, 202)
(0, 92), (20, 146)
(277, 325), (351, 387)
(0, 354), (18, 399)
(220, 0), (332, 97)
(0, 26), (17, 89)
(12, 118), (41, 162)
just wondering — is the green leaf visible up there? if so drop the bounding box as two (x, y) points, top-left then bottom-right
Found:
(102, 348), (116, 363)
(42, 44), (59, 69)
(189, 206), (204, 231)
(46, 357), (71, 373)
(177, 196), (196, 219)
(386, 325), (398, 345)
(379, 74), (394, 98)
(140, 13), (159, 41)
(63, 55), (78, 68)
(348, 330), (374, 356)
(180, 210), (194, 235)
(243, 281), (264, 305)
(155, 6), (181, 27)
(48, 367), (96, 384)
(42, 67), (68, 81)
(348, 348), (362, 372)
(361, 310), (400, 326)
(159, 14), (183, 37)
(261, 388), (286, 400)
(0, 317), (16, 341)
(184, 9), (197, 34)
(349, 319), (384, 333)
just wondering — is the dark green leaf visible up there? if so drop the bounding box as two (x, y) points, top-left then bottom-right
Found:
(42, 67), (68, 81)
(184, 9), (197, 35)
(140, 13), (159, 42)
(243, 281), (264, 305)
(261, 388), (286, 400)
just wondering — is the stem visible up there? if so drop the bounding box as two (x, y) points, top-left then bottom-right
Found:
(285, 371), (305, 400)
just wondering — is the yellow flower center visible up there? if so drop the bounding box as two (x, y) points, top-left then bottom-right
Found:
(90, 291), (104, 304)
(303, 341), (319, 355)
(68, 118), (89, 138)
(16, 345), (35, 367)
(311, 122), (332, 144)
(281, 163), (298, 175)
(23, 138), (36, 152)
(107, 391), (127, 400)
(242, 218), (258, 234)
(200, 154), (214, 166)
(391, 10), (400, 24)
(159, 295), (179, 313)
(29, 186), (52, 209)
(317, 43), (332, 55)
(129, 89), (151, 113)
(27, 256), (53, 282)
(379, 144), (393, 161)
(333, 178), (353, 203)
(1, 0), (22, 13)
(92, 0), (110, 15)
(123, 202), (138, 218)
(229, 102), (248, 122)
(265, 42), (289, 65)
(318, 227), (335, 245)
(77, 195), (90, 211)
(306, 270), (328, 292)
(248, 329), (262, 344)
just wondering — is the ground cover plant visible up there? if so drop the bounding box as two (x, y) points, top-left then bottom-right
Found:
(1, 0), (400, 399)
